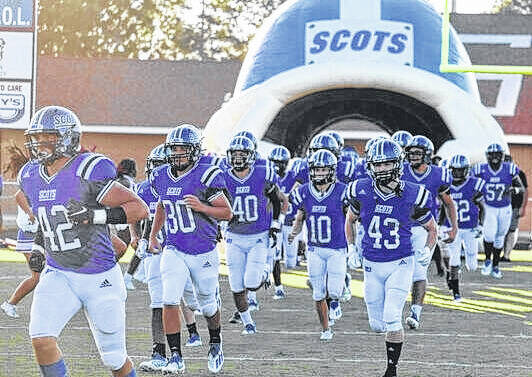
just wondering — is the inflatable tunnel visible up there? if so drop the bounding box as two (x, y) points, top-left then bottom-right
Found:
(204, 0), (506, 162)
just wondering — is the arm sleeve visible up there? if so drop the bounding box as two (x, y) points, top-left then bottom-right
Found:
(201, 166), (228, 203)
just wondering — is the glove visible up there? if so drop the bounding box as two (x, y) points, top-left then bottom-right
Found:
(66, 199), (94, 225)
(135, 239), (149, 259)
(415, 246), (432, 267)
(347, 244), (362, 269)
(29, 248), (45, 273)
(472, 226), (483, 239)
(269, 219), (282, 248)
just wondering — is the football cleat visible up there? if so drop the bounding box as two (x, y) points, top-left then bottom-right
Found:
(273, 288), (286, 300)
(406, 310), (420, 329)
(123, 273), (135, 290)
(185, 333), (202, 347)
(241, 323), (257, 335)
(139, 352), (167, 372)
(207, 343), (224, 373)
(491, 267), (503, 279)
(320, 328), (334, 341)
(248, 298), (260, 312)
(328, 316), (335, 327)
(1, 301), (19, 318)
(329, 300), (342, 320)
(481, 260), (492, 276)
(162, 352), (185, 374)
(228, 311), (242, 324)
(453, 293), (462, 302)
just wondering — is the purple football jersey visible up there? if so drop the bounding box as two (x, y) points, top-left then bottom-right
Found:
(353, 159), (369, 180)
(473, 162), (519, 208)
(347, 178), (433, 262)
(279, 170), (298, 226)
(150, 163), (226, 255)
(294, 158), (355, 185)
(290, 182), (348, 249)
(224, 164), (279, 234)
(136, 179), (166, 247)
(402, 163), (451, 219)
(445, 177), (485, 229)
(17, 153), (117, 274)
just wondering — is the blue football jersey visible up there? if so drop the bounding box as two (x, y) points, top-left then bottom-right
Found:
(150, 163), (227, 254)
(293, 158), (355, 185)
(353, 159), (369, 180)
(347, 178), (433, 262)
(17, 153), (118, 274)
(473, 162), (519, 208)
(446, 177), (485, 229)
(290, 182), (349, 249)
(224, 164), (279, 234)
(136, 180), (166, 246)
(402, 163), (451, 219)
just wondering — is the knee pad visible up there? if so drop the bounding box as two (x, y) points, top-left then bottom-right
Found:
(101, 347), (128, 371)
(182, 287), (200, 312)
(198, 292), (217, 318)
(369, 318), (386, 333)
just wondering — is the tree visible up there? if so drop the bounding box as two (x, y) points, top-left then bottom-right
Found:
(493, 0), (532, 14)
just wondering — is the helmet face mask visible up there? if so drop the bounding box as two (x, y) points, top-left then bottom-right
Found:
(268, 146), (291, 176)
(451, 167), (468, 182)
(271, 160), (288, 176)
(450, 154), (470, 183)
(486, 151), (503, 168)
(406, 147), (425, 168)
(405, 135), (433, 168)
(167, 144), (197, 171)
(25, 106), (81, 165)
(165, 125), (202, 172)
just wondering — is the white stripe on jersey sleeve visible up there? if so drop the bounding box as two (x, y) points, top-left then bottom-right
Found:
(292, 187), (303, 206)
(83, 156), (107, 180)
(201, 165), (221, 187)
(415, 186), (429, 208)
(96, 180), (117, 204)
(347, 180), (358, 200)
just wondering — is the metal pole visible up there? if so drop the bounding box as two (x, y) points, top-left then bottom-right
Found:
(452, 0), (457, 12)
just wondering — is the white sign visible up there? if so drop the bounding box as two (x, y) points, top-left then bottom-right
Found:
(0, 32), (33, 79)
(0, 80), (30, 128)
(305, 19), (414, 66)
(0, 0), (33, 28)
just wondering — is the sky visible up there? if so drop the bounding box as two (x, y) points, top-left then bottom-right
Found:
(427, 0), (499, 14)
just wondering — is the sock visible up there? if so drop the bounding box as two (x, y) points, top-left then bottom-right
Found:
(492, 247), (502, 268)
(273, 260), (282, 286)
(127, 254), (142, 275)
(166, 332), (181, 357)
(483, 241), (493, 261)
(450, 279), (460, 296)
(385, 341), (403, 375)
(186, 322), (198, 337)
(240, 309), (253, 325)
(125, 369), (137, 377)
(208, 327), (221, 344)
(153, 342), (166, 358)
(411, 304), (422, 318)
(39, 359), (68, 377)
(248, 291), (257, 302)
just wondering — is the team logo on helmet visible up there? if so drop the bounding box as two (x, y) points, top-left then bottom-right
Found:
(391, 130), (413, 149)
(227, 136), (255, 171)
(165, 124), (202, 171)
(24, 106), (81, 165)
(308, 149), (337, 185)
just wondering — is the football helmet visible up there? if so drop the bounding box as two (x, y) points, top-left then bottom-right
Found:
(366, 139), (404, 186)
(326, 130), (344, 149)
(342, 145), (359, 161)
(485, 143), (504, 167)
(165, 124), (202, 171)
(308, 149), (337, 185)
(405, 135), (434, 167)
(308, 134), (340, 158)
(234, 131), (258, 150)
(118, 158), (137, 178)
(391, 130), (413, 149)
(268, 146), (291, 176)
(24, 106), (81, 164)
(227, 136), (255, 171)
(449, 154), (470, 182)
(146, 144), (167, 176)
(364, 136), (387, 156)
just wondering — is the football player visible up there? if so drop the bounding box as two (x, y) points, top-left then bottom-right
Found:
(391, 130), (413, 150)
(21, 106), (148, 377)
(222, 135), (287, 331)
(149, 125), (232, 374)
(445, 155), (485, 300)
(268, 145), (297, 300)
(402, 135), (457, 329)
(473, 143), (524, 278)
(289, 149), (349, 341)
(345, 139), (437, 377)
